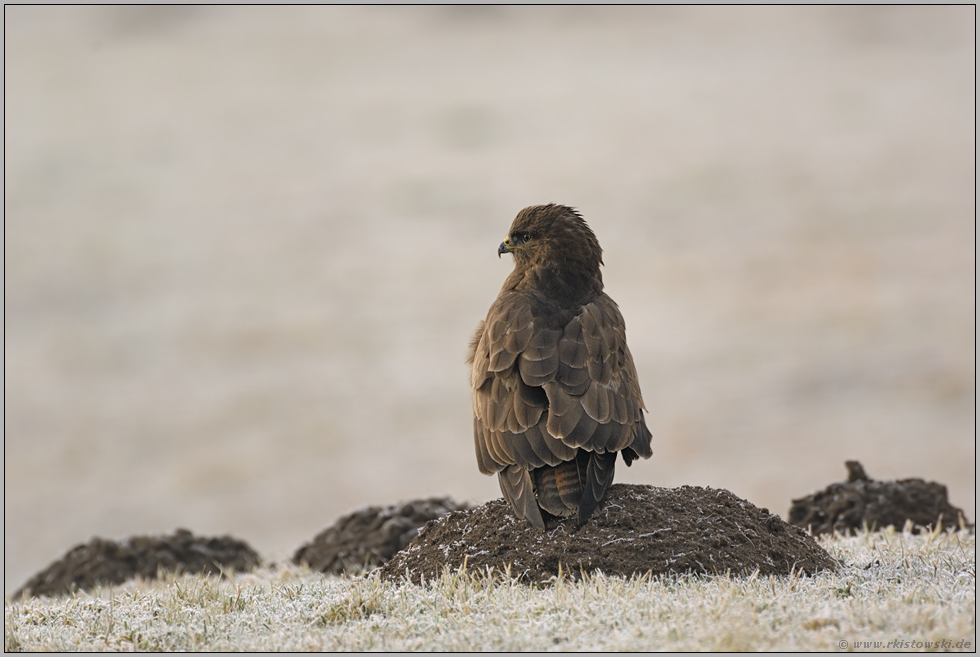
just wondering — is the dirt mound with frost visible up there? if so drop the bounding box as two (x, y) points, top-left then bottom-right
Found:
(293, 496), (471, 574)
(788, 461), (972, 536)
(13, 529), (260, 599)
(379, 484), (837, 584)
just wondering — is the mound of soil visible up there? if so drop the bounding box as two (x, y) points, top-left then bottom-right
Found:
(788, 461), (972, 536)
(293, 496), (471, 575)
(379, 484), (837, 585)
(14, 529), (260, 600)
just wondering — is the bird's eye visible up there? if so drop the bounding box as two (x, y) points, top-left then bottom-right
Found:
(521, 232), (532, 242)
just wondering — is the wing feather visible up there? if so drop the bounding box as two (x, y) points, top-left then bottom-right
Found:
(513, 382), (545, 428)
(578, 451), (617, 523)
(487, 429), (515, 465)
(504, 428), (548, 468)
(523, 422), (575, 465)
(612, 391), (629, 424)
(588, 420), (615, 454)
(519, 352), (559, 385)
(505, 406), (523, 434)
(498, 465), (545, 530)
(474, 417), (500, 474)
(560, 411), (598, 449)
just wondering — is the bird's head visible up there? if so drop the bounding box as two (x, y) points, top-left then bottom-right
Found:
(498, 204), (604, 299)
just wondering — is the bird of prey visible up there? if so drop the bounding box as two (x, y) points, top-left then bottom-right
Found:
(468, 204), (652, 530)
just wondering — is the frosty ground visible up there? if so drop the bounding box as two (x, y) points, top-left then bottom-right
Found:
(5, 529), (974, 652)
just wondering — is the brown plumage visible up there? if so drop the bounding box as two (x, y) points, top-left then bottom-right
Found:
(468, 204), (653, 530)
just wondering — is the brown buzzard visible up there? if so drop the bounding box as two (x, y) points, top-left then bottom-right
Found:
(468, 204), (653, 530)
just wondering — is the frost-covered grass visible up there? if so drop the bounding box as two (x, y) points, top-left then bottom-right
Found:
(5, 529), (975, 652)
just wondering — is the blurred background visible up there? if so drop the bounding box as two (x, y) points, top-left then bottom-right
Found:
(4, 6), (975, 595)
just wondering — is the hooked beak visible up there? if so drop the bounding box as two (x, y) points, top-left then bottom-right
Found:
(499, 236), (522, 258)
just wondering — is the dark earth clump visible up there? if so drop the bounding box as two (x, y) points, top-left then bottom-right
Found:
(14, 528), (260, 599)
(293, 496), (471, 575)
(379, 484), (837, 585)
(788, 460), (972, 536)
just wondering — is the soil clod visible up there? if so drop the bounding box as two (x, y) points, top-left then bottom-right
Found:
(788, 461), (972, 536)
(14, 528), (260, 599)
(293, 496), (471, 575)
(379, 484), (837, 584)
